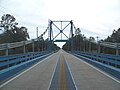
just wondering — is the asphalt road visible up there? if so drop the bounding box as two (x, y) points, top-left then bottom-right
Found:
(63, 50), (120, 90)
(0, 51), (59, 90)
(0, 50), (120, 90)
(49, 53), (76, 90)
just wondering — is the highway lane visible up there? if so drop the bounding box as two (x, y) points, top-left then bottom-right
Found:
(0, 52), (59, 90)
(63, 51), (120, 90)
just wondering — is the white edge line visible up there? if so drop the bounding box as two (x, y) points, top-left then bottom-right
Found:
(64, 55), (78, 90)
(47, 53), (60, 90)
(72, 53), (120, 84)
(0, 53), (53, 88)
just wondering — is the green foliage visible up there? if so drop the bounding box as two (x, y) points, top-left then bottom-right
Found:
(0, 14), (60, 55)
(75, 28), (81, 35)
(63, 34), (97, 52)
(0, 14), (29, 44)
(104, 28), (120, 43)
(63, 27), (120, 55)
(102, 28), (120, 54)
(0, 14), (18, 31)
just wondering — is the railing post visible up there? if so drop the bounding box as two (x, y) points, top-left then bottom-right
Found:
(6, 43), (9, 56)
(116, 43), (119, 55)
(32, 39), (35, 52)
(41, 40), (43, 51)
(98, 42), (100, 53)
(89, 42), (91, 52)
(23, 41), (26, 53)
(84, 41), (86, 52)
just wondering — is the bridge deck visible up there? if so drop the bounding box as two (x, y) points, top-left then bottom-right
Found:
(0, 50), (120, 90)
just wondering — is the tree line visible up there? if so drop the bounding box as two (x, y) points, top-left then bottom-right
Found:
(104, 28), (120, 43)
(62, 28), (120, 55)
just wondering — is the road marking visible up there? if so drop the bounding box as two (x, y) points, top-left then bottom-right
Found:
(72, 53), (120, 84)
(48, 53), (60, 90)
(57, 54), (66, 90)
(49, 53), (77, 90)
(64, 56), (78, 90)
(0, 53), (52, 88)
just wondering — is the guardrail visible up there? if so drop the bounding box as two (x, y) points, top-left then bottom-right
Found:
(100, 42), (120, 49)
(0, 39), (37, 55)
(0, 51), (51, 84)
(73, 51), (120, 80)
(89, 41), (120, 55)
(0, 40), (36, 51)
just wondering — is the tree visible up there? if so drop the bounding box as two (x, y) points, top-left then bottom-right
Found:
(0, 14), (18, 32)
(0, 14), (29, 43)
(89, 36), (95, 42)
(104, 28), (120, 43)
(75, 28), (81, 35)
(103, 28), (120, 54)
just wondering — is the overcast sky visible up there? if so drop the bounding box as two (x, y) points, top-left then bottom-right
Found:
(0, 0), (120, 47)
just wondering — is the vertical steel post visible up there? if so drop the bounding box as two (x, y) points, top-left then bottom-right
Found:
(6, 43), (9, 56)
(23, 41), (26, 53)
(32, 39), (34, 52)
(61, 21), (62, 40)
(83, 38), (86, 52)
(89, 42), (91, 52)
(98, 43), (101, 53)
(48, 20), (52, 52)
(36, 27), (38, 39)
(116, 43), (119, 55)
(70, 20), (74, 52)
(36, 27), (39, 51)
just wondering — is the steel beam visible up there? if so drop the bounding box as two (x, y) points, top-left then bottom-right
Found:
(48, 20), (74, 52)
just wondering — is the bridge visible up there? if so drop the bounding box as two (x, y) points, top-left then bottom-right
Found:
(0, 20), (120, 90)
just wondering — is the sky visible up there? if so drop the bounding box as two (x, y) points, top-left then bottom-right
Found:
(0, 0), (120, 47)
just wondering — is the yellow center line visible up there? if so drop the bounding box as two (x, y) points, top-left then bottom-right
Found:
(57, 54), (66, 90)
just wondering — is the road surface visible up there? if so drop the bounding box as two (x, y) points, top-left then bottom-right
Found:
(0, 50), (120, 90)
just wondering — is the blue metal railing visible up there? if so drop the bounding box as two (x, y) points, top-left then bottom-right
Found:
(0, 51), (51, 83)
(73, 51), (120, 80)
(74, 51), (120, 68)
